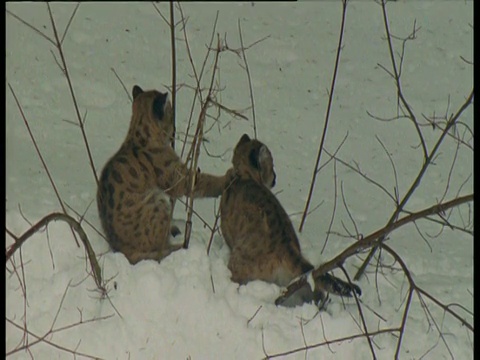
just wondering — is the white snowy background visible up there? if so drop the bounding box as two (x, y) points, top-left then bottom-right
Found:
(6, 2), (473, 359)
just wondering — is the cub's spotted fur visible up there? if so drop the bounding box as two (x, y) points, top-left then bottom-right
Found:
(220, 134), (361, 307)
(97, 85), (232, 264)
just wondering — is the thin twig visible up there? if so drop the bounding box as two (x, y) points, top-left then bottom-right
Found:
(263, 328), (398, 359)
(339, 265), (376, 359)
(183, 36), (222, 249)
(379, 0), (428, 160)
(299, 0), (348, 232)
(206, 203), (221, 255)
(60, 2), (81, 45)
(315, 194), (473, 277)
(321, 160), (338, 253)
(238, 19), (257, 138)
(355, 89), (473, 280)
(46, 3), (99, 186)
(111, 67), (132, 102)
(6, 9), (55, 46)
(152, 2), (170, 26)
(8, 83), (81, 248)
(177, 4), (219, 159)
(279, 193), (473, 304)
(170, 1), (177, 149)
(6, 315), (111, 359)
(375, 135), (399, 204)
(5, 212), (103, 290)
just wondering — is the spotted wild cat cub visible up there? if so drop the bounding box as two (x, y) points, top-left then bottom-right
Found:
(97, 85), (233, 264)
(220, 134), (361, 307)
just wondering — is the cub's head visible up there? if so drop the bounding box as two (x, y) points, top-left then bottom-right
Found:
(232, 134), (276, 188)
(129, 85), (174, 146)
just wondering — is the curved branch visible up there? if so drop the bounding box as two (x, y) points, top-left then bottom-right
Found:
(355, 89), (474, 280)
(278, 194), (473, 303)
(6, 212), (102, 290)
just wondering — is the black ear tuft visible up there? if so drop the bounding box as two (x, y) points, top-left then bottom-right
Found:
(132, 85), (144, 100)
(249, 147), (260, 170)
(238, 134), (251, 146)
(152, 92), (168, 120)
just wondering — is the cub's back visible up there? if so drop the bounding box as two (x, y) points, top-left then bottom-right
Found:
(221, 177), (301, 255)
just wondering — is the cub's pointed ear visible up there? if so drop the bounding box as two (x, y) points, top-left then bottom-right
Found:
(132, 85), (144, 100)
(237, 134), (251, 147)
(249, 145), (271, 170)
(249, 147), (260, 170)
(258, 145), (270, 167)
(152, 92), (169, 120)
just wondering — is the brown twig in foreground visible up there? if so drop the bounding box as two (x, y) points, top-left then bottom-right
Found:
(6, 280), (113, 359)
(182, 39), (221, 249)
(355, 0), (473, 280)
(355, 88), (474, 280)
(379, 243), (473, 358)
(278, 194), (473, 305)
(315, 193), (472, 279)
(177, 5), (220, 159)
(270, 193), (472, 358)
(6, 212), (103, 290)
(263, 328), (398, 359)
(206, 203), (222, 255)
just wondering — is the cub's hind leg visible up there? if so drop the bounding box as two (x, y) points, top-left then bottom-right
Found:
(228, 249), (260, 285)
(122, 243), (183, 264)
(228, 246), (298, 286)
(117, 189), (182, 264)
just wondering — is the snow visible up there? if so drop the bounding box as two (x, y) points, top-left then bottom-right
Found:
(6, 2), (473, 359)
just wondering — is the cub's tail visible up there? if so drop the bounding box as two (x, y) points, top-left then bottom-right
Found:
(315, 272), (362, 298)
(275, 271), (361, 308)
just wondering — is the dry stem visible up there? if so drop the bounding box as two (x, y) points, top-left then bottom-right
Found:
(46, 3), (99, 186)
(6, 280), (112, 359)
(279, 194), (473, 307)
(182, 38), (222, 248)
(355, 1), (474, 280)
(299, 0), (348, 233)
(355, 88), (473, 280)
(169, 1), (177, 149)
(8, 83), (81, 249)
(6, 212), (103, 290)
(237, 19), (257, 139)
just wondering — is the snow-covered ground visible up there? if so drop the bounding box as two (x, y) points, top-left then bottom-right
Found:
(6, 2), (473, 359)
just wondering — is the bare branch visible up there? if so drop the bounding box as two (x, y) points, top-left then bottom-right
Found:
(321, 160), (338, 253)
(151, 2), (170, 26)
(8, 83), (81, 248)
(46, 3), (99, 186)
(355, 89), (473, 280)
(238, 19), (257, 138)
(169, 1), (177, 149)
(378, 0), (428, 160)
(6, 9), (55, 46)
(5, 212), (103, 290)
(183, 36), (222, 249)
(60, 2), (81, 45)
(111, 67), (132, 102)
(299, 0), (348, 232)
(278, 194), (473, 305)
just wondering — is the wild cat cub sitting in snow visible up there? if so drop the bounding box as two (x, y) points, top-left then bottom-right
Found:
(220, 134), (361, 307)
(97, 85), (233, 265)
